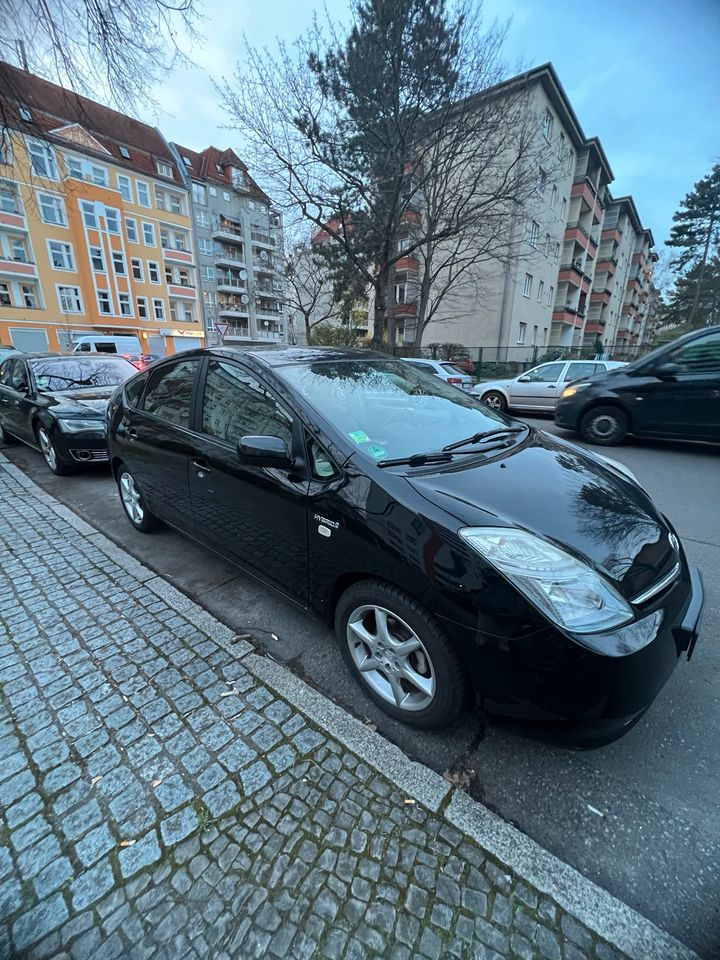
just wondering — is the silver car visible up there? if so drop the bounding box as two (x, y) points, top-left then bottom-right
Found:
(400, 358), (474, 391)
(473, 359), (627, 413)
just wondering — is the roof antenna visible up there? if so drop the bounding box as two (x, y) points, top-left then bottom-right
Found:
(16, 40), (29, 71)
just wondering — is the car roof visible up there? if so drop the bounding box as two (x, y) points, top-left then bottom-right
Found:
(149, 346), (393, 369)
(22, 352), (134, 360)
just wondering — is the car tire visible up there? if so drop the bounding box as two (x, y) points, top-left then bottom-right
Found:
(36, 424), (74, 475)
(117, 464), (162, 532)
(335, 580), (465, 729)
(481, 390), (507, 413)
(0, 422), (18, 445)
(579, 405), (629, 446)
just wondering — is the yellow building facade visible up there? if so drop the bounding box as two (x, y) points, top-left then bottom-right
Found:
(0, 96), (203, 356)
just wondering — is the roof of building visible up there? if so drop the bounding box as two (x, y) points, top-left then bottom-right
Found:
(0, 60), (183, 184)
(172, 142), (271, 205)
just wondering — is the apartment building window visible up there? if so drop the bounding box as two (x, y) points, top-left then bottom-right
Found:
(39, 192), (66, 225)
(0, 139), (12, 165)
(532, 325), (538, 345)
(142, 222), (156, 246)
(47, 240), (74, 271)
(164, 266), (173, 285)
(202, 265), (215, 281)
(65, 155), (108, 185)
(517, 322), (527, 344)
(544, 234), (552, 256)
(117, 174), (132, 201)
(523, 273), (533, 297)
(170, 193), (183, 215)
(560, 197), (567, 220)
(136, 181), (150, 207)
(57, 285), (83, 314)
(536, 168), (547, 196)
(155, 186), (166, 210)
(550, 185), (557, 209)
(528, 221), (540, 247)
(543, 327), (548, 342)
(554, 241), (560, 261)
(105, 208), (120, 234)
(119, 293), (132, 316)
(156, 160), (172, 178)
(548, 285), (554, 305)
(137, 296), (149, 320)
(395, 282), (408, 303)
(98, 291), (112, 314)
(90, 246), (105, 272)
(0, 181), (21, 214)
(223, 191), (231, 202)
(0, 283), (10, 306)
(27, 139), (58, 179)
(125, 218), (138, 242)
(195, 208), (210, 228)
(112, 250), (126, 275)
(208, 186), (217, 197)
(558, 132), (566, 160)
(199, 237), (212, 256)
(192, 182), (207, 205)
(537, 280), (544, 303)
(10, 237), (28, 262)
(542, 109), (553, 141)
(148, 261), (160, 283)
(153, 298), (165, 321)
(131, 258), (144, 281)
(566, 150), (574, 175)
(80, 200), (97, 228)
(21, 283), (39, 308)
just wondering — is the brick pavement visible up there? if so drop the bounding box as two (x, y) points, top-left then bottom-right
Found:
(0, 458), (687, 959)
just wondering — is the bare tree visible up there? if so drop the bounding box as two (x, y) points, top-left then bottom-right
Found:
(0, 0), (200, 114)
(282, 238), (341, 344)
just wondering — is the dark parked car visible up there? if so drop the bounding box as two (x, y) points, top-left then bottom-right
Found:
(555, 325), (720, 445)
(106, 348), (704, 741)
(0, 353), (136, 473)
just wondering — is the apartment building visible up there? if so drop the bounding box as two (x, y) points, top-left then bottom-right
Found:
(0, 63), (203, 355)
(170, 144), (286, 346)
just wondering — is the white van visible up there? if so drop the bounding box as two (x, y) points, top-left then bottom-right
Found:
(73, 335), (143, 356)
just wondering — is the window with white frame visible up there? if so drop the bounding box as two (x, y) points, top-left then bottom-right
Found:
(47, 240), (74, 271)
(153, 298), (165, 321)
(545, 234), (552, 256)
(38, 192), (66, 225)
(0, 138), (12, 165)
(117, 174), (132, 201)
(170, 193), (183, 215)
(517, 322), (527, 344)
(548, 285), (555, 305)
(192, 182), (207, 205)
(80, 200), (97, 228)
(136, 181), (150, 207)
(523, 273), (533, 298)
(65, 155), (108, 185)
(528, 221), (540, 247)
(223, 191), (231, 202)
(142, 222), (156, 246)
(119, 293), (132, 316)
(27, 139), (58, 179)
(537, 280), (545, 303)
(57, 285), (83, 313)
(536, 168), (547, 196)
(542, 109), (553, 141)
(89, 246), (105, 272)
(156, 160), (172, 178)
(164, 265), (172, 285)
(125, 218), (138, 242)
(195, 208), (209, 228)
(202, 265), (215, 281)
(112, 250), (126, 275)
(0, 180), (21, 214)
(148, 261), (160, 283)
(198, 237), (212, 256)
(566, 150), (573, 175)
(137, 296), (149, 320)
(558, 132), (566, 160)
(21, 282), (39, 308)
(10, 237), (28, 262)
(98, 290), (112, 314)
(0, 282), (10, 306)
(105, 207), (120, 233)
(131, 257), (144, 281)
(208, 186), (217, 197)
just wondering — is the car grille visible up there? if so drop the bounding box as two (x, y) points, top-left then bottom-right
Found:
(631, 561), (681, 606)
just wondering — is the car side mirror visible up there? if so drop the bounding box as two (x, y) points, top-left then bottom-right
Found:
(655, 362), (680, 381)
(518, 375), (531, 382)
(237, 435), (292, 469)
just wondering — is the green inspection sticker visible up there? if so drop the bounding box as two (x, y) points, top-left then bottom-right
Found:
(349, 430), (371, 444)
(367, 444), (387, 459)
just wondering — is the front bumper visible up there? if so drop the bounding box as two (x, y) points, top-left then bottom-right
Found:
(54, 430), (109, 465)
(554, 397), (584, 429)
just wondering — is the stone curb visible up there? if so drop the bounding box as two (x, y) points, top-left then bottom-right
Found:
(0, 454), (700, 960)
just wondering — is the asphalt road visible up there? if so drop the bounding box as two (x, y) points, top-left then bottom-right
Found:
(2, 419), (719, 957)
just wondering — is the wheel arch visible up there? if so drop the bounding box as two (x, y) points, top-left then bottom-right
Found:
(579, 397), (633, 431)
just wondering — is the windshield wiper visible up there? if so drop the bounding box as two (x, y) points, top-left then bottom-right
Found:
(376, 452), (455, 469)
(442, 426), (524, 452)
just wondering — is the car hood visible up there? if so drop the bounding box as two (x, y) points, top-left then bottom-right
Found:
(407, 429), (676, 600)
(42, 388), (115, 416)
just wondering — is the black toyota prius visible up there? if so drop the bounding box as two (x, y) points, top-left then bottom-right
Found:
(106, 347), (704, 742)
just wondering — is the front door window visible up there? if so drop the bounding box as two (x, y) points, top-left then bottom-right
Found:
(201, 359), (293, 447)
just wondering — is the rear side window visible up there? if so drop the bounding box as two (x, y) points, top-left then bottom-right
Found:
(0, 358), (16, 386)
(565, 362), (600, 381)
(669, 332), (720, 374)
(441, 364), (467, 376)
(95, 342), (118, 354)
(141, 359), (199, 427)
(125, 375), (147, 408)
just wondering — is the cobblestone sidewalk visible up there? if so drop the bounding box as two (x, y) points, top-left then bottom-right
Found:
(0, 458), (692, 960)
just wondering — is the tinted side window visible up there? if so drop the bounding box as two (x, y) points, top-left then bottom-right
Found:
(670, 333), (720, 374)
(141, 359), (198, 426)
(201, 360), (293, 447)
(0, 358), (16, 386)
(565, 362), (599, 381)
(125, 374), (148, 408)
(96, 342), (117, 354)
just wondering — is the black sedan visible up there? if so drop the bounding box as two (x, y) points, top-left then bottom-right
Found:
(555, 324), (720, 445)
(106, 348), (704, 741)
(0, 353), (136, 474)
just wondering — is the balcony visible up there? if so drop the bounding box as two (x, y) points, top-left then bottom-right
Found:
(396, 255), (419, 272)
(590, 290), (611, 305)
(255, 328), (284, 341)
(214, 246), (245, 269)
(212, 217), (244, 245)
(595, 258), (617, 276)
(0, 258), (37, 278)
(256, 304), (283, 320)
(622, 303), (635, 316)
(223, 323), (251, 339)
(584, 321), (606, 333)
(0, 209), (28, 232)
(394, 302), (418, 318)
(552, 307), (582, 328)
(168, 284), (197, 301)
(600, 227), (623, 244)
(250, 230), (276, 249)
(162, 246), (194, 265)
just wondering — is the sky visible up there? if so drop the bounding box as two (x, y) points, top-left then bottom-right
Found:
(136, 0), (720, 250)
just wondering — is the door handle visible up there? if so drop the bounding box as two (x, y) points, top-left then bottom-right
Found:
(192, 458), (211, 474)
(127, 427), (138, 440)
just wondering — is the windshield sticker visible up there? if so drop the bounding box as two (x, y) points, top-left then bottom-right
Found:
(367, 444), (387, 459)
(348, 430), (370, 444)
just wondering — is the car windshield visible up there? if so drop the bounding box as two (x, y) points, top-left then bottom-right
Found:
(30, 357), (134, 393)
(278, 359), (511, 462)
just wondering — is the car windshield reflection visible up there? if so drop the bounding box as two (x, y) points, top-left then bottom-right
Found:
(29, 358), (134, 393)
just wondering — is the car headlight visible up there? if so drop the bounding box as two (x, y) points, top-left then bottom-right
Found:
(459, 527), (633, 634)
(57, 418), (106, 434)
(561, 382), (592, 398)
